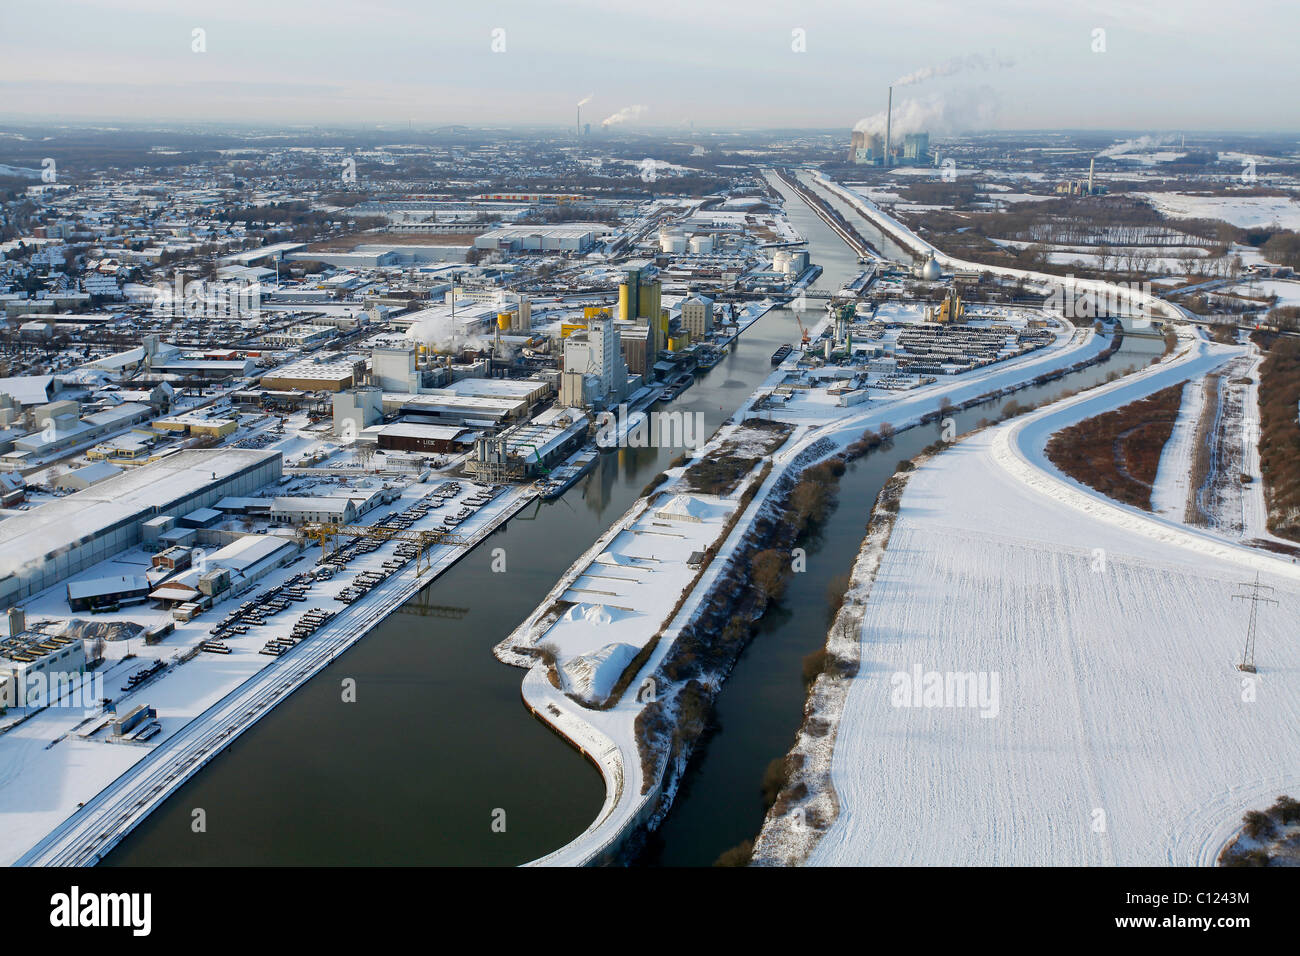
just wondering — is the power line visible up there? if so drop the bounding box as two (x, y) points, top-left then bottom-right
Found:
(1231, 572), (1277, 673)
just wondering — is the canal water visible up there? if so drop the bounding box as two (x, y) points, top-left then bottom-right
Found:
(106, 172), (1160, 867)
(642, 176), (1164, 864)
(105, 264), (811, 867)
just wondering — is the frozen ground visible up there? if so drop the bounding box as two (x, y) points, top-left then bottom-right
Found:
(808, 334), (1300, 866)
(1139, 192), (1300, 231)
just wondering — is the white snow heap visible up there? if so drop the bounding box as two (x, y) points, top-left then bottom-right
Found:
(653, 494), (716, 523)
(562, 603), (619, 627)
(559, 642), (640, 704)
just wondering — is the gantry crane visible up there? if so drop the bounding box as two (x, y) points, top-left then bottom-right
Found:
(303, 523), (471, 576)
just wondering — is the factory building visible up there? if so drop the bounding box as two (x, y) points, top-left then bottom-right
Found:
(0, 448), (282, 608)
(466, 407), (590, 480)
(261, 357), (366, 392)
(849, 130), (885, 165)
(0, 628), (86, 710)
(473, 224), (601, 254)
(333, 387), (383, 438)
(680, 293), (715, 338)
(262, 325), (338, 349)
(148, 534), (300, 606)
(375, 422), (475, 455)
(66, 574), (151, 612)
(561, 318), (627, 408)
(617, 267), (663, 324)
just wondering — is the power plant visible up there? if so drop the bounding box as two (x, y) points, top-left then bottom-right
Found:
(850, 86), (930, 167)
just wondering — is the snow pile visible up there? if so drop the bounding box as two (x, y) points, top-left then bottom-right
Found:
(561, 602), (621, 628)
(559, 642), (640, 706)
(653, 494), (719, 523)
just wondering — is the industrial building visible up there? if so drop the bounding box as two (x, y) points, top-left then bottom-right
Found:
(147, 534), (299, 605)
(466, 406), (590, 480)
(262, 325), (339, 349)
(0, 448), (282, 608)
(0, 627), (86, 709)
(66, 574), (151, 611)
(473, 224), (602, 253)
(375, 422), (475, 455)
(617, 267), (663, 323)
(261, 357), (367, 392)
(680, 293), (715, 338)
(560, 318), (627, 408)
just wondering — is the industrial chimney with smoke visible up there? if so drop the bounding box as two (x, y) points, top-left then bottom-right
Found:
(884, 86), (893, 169)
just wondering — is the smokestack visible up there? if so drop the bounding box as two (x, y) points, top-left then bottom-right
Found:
(577, 105), (581, 136)
(1088, 158), (1094, 194)
(885, 86), (893, 169)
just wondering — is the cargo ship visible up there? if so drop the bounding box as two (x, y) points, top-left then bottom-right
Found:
(537, 448), (599, 500)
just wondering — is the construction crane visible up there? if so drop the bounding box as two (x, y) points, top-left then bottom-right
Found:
(302, 523), (471, 576)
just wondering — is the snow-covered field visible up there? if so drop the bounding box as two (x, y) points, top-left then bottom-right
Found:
(1139, 192), (1300, 231)
(809, 334), (1300, 866)
(1220, 278), (1300, 308)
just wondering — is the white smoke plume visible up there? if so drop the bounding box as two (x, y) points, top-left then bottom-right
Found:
(405, 314), (496, 354)
(577, 94), (593, 107)
(853, 87), (1002, 138)
(894, 52), (1014, 88)
(601, 104), (648, 127)
(1097, 134), (1179, 158)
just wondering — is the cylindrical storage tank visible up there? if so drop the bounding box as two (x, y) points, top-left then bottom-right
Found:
(773, 250), (791, 273)
(618, 282), (634, 320)
(497, 313), (512, 330)
(688, 234), (713, 254)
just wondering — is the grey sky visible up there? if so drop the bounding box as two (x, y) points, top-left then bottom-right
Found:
(1, 0), (1295, 132)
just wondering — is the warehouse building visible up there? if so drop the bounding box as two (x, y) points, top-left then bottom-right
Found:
(0, 631), (86, 710)
(261, 357), (366, 392)
(66, 574), (151, 611)
(473, 224), (602, 254)
(0, 448), (282, 608)
(375, 422), (474, 455)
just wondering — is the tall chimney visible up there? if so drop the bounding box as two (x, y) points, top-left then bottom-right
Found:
(885, 86), (893, 169)
(1088, 157), (1095, 194)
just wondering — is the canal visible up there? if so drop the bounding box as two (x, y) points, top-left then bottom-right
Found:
(642, 173), (1164, 865)
(107, 171), (1158, 867)
(105, 246), (813, 868)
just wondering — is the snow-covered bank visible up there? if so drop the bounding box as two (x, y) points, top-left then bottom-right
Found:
(749, 465), (918, 867)
(808, 171), (1194, 325)
(505, 309), (1116, 866)
(804, 334), (1300, 866)
(1151, 376), (1207, 519)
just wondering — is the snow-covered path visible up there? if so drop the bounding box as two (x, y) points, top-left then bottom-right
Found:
(810, 334), (1300, 866)
(1150, 377), (1205, 520)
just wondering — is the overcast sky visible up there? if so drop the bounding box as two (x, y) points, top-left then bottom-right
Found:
(2, 0), (1296, 133)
